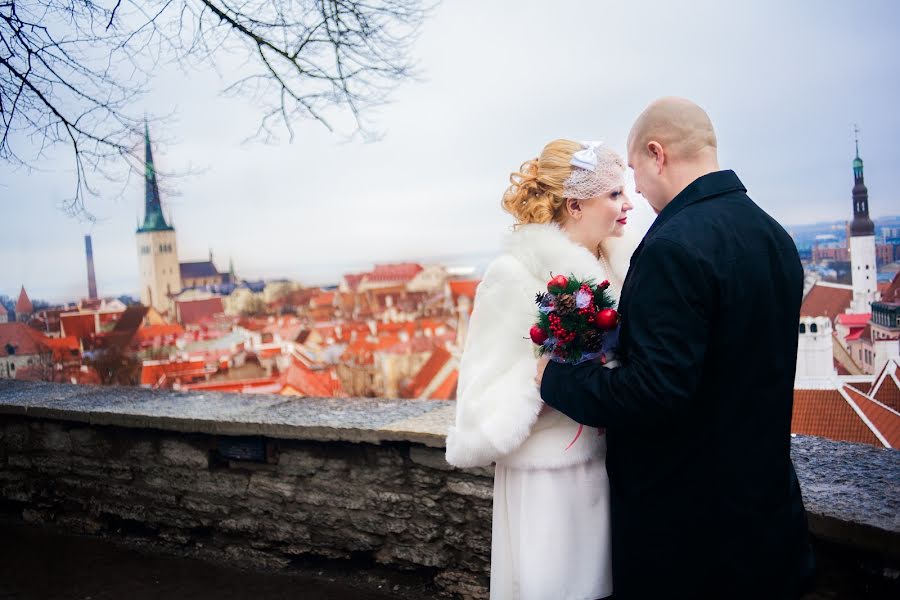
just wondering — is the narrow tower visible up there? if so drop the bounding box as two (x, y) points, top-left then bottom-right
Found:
(136, 121), (181, 314)
(848, 128), (879, 313)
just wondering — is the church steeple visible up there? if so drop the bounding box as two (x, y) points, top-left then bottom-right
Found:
(850, 126), (874, 237)
(137, 120), (173, 233)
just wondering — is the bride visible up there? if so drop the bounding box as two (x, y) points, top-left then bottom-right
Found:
(445, 139), (645, 599)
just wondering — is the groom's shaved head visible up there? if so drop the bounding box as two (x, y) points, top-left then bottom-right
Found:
(628, 97), (717, 161)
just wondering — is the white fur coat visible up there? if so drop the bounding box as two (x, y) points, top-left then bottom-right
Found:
(445, 221), (643, 470)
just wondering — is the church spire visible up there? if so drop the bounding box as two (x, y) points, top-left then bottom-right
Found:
(850, 126), (873, 237)
(137, 120), (173, 233)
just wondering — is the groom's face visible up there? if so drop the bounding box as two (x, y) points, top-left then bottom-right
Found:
(627, 141), (665, 214)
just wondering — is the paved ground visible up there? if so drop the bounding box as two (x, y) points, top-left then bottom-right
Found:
(0, 520), (406, 600)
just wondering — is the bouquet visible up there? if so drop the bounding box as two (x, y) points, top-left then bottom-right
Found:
(529, 273), (619, 365)
(530, 273), (619, 451)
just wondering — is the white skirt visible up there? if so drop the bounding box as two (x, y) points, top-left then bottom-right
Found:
(490, 456), (612, 600)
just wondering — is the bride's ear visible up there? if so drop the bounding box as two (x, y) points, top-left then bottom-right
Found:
(566, 198), (582, 219)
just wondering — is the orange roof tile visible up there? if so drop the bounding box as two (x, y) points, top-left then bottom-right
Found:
(880, 272), (900, 303)
(0, 322), (50, 357)
(844, 386), (900, 448)
(871, 361), (900, 412)
(15, 286), (33, 314)
(278, 356), (346, 397)
(60, 313), (97, 339)
(365, 263), (424, 283)
(835, 313), (871, 326)
(430, 368), (458, 400)
(405, 346), (453, 398)
(140, 358), (209, 387)
(311, 292), (336, 308)
(449, 279), (480, 302)
(176, 297), (225, 326)
(136, 323), (185, 342)
(791, 387), (880, 447)
(800, 282), (852, 320)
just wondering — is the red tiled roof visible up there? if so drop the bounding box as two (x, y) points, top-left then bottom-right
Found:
(835, 313), (871, 326)
(44, 336), (80, 362)
(405, 346), (453, 398)
(791, 387), (880, 447)
(176, 297), (225, 326)
(60, 313), (97, 339)
(365, 263), (424, 283)
(844, 386), (900, 448)
(430, 369), (458, 400)
(800, 283), (852, 320)
(310, 292), (335, 308)
(343, 273), (366, 292)
(140, 358), (208, 387)
(845, 328), (864, 341)
(15, 286), (33, 314)
(880, 272), (900, 303)
(449, 279), (480, 302)
(136, 323), (186, 342)
(279, 358), (346, 398)
(0, 322), (50, 357)
(182, 376), (279, 393)
(871, 360), (900, 412)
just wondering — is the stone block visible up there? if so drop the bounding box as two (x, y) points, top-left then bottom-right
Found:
(409, 446), (454, 472)
(159, 439), (208, 469)
(69, 456), (132, 481)
(31, 454), (71, 475)
(7, 454), (31, 469)
(2, 423), (28, 452)
(248, 472), (297, 500)
(277, 448), (325, 475)
(30, 422), (71, 453)
(69, 427), (112, 457)
(446, 479), (493, 501)
(384, 543), (450, 568)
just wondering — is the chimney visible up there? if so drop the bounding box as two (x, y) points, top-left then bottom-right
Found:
(84, 235), (98, 299)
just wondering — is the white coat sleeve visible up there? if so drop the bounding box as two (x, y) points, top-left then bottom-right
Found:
(445, 257), (543, 468)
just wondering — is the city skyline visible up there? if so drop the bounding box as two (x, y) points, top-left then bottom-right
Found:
(2, 0), (899, 302)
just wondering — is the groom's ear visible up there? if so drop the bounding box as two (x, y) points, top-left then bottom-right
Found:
(648, 141), (665, 174)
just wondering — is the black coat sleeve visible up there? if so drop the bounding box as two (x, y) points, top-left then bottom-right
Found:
(540, 237), (713, 428)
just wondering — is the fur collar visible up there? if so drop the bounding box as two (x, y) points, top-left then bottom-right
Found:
(503, 222), (638, 290)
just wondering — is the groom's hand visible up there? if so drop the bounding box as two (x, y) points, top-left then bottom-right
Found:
(535, 356), (551, 391)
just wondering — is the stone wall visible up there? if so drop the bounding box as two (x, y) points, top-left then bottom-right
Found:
(0, 416), (493, 599)
(1, 380), (898, 599)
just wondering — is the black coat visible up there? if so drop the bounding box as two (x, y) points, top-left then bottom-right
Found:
(541, 170), (815, 599)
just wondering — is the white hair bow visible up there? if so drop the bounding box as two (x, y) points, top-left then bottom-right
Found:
(570, 141), (604, 171)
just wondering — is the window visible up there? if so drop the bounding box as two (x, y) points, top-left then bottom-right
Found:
(798, 324), (806, 334)
(810, 324), (818, 333)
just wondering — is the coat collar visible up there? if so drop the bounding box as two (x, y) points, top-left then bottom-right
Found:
(504, 223), (631, 286)
(645, 169), (746, 241)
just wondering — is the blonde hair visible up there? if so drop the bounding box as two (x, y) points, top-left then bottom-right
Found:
(502, 139), (583, 226)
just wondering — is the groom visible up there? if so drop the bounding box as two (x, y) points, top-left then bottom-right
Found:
(536, 98), (815, 599)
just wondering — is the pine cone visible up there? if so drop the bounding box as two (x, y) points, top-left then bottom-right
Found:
(582, 329), (604, 352)
(555, 293), (576, 316)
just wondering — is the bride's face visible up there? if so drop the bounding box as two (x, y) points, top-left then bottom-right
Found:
(566, 186), (633, 248)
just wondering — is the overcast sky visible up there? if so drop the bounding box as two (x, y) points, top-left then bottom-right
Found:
(2, 0), (899, 303)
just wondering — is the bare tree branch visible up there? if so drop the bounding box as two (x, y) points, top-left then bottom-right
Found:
(0, 0), (428, 219)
